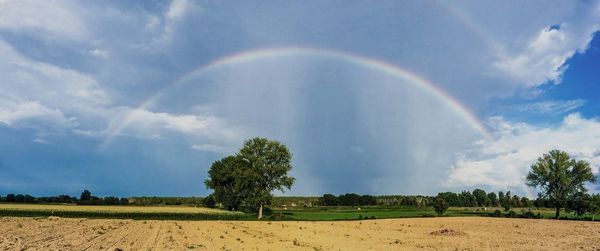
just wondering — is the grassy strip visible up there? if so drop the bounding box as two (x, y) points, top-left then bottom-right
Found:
(0, 209), (254, 221)
(2, 205), (596, 222)
(269, 207), (488, 221)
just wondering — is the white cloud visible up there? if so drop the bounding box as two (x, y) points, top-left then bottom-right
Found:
(447, 113), (600, 195)
(0, 0), (87, 40)
(0, 40), (109, 108)
(89, 49), (109, 59)
(166, 0), (191, 21)
(94, 107), (245, 151)
(0, 39), (244, 149)
(142, 0), (198, 48)
(145, 15), (161, 31)
(0, 99), (77, 130)
(32, 138), (49, 144)
(115, 109), (241, 140)
(190, 144), (234, 154)
(494, 26), (594, 86)
(513, 99), (585, 114)
(0, 40), (108, 135)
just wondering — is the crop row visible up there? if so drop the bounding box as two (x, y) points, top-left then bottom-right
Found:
(0, 209), (254, 221)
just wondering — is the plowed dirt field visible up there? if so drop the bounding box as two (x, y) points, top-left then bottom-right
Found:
(1, 217), (599, 250)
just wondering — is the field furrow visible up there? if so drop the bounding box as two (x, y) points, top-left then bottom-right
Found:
(1, 217), (600, 250)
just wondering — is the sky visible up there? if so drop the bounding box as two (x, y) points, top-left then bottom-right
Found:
(1, 0), (600, 197)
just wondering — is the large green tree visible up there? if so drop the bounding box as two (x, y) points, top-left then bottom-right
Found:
(204, 156), (245, 210)
(589, 194), (600, 221)
(236, 137), (295, 219)
(487, 192), (498, 207)
(526, 150), (597, 219)
(499, 191), (512, 211)
(205, 137), (295, 219)
(472, 188), (490, 207)
(80, 190), (91, 201)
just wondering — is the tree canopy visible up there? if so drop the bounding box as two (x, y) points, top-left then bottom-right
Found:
(526, 149), (597, 219)
(204, 156), (245, 210)
(205, 137), (295, 219)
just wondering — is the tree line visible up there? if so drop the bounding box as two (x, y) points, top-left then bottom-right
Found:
(318, 193), (378, 206)
(435, 190), (532, 209)
(0, 194), (75, 204)
(3, 140), (599, 221)
(432, 150), (599, 219)
(127, 196), (205, 206)
(0, 190), (128, 205)
(0, 190), (212, 206)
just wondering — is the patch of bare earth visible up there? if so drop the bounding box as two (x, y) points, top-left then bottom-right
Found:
(430, 228), (466, 236)
(1, 217), (599, 250)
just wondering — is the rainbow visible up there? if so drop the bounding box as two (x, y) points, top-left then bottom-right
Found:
(438, 1), (504, 55)
(100, 47), (493, 148)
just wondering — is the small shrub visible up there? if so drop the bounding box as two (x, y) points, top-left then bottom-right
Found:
(203, 194), (216, 208)
(491, 209), (503, 217)
(506, 210), (517, 218)
(432, 197), (449, 216)
(522, 210), (540, 219)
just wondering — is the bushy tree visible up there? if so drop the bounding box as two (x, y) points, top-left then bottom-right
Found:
(80, 190), (92, 201)
(205, 156), (245, 210)
(5, 194), (15, 202)
(487, 192), (498, 207)
(473, 189), (490, 207)
(432, 197), (449, 216)
(589, 194), (600, 221)
(319, 194), (338, 206)
(205, 137), (294, 219)
(338, 193), (361, 206)
(459, 191), (477, 207)
(567, 192), (590, 218)
(533, 195), (555, 208)
(359, 195), (377, 206)
(102, 197), (116, 205)
(526, 150), (597, 219)
(203, 194), (217, 208)
(511, 195), (521, 208)
(437, 192), (461, 206)
(520, 197), (531, 208)
(236, 137), (294, 219)
(500, 191), (512, 211)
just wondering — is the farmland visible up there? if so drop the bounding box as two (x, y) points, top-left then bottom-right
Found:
(1, 203), (596, 221)
(0, 204), (247, 221)
(2, 216), (599, 250)
(1, 204), (600, 249)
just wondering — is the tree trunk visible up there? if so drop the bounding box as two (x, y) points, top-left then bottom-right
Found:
(258, 204), (263, 220)
(555, 207), (560, 219)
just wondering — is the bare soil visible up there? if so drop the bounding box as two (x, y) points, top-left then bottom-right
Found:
(1, 216), (599, 250)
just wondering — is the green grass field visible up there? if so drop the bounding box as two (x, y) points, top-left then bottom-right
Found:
(1, 203), (597, 221)
(271, 206), (600, 221)
(270, 206), (484, 220)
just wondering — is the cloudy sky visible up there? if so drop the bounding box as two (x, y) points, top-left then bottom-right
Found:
(1, 0), (599, 197)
